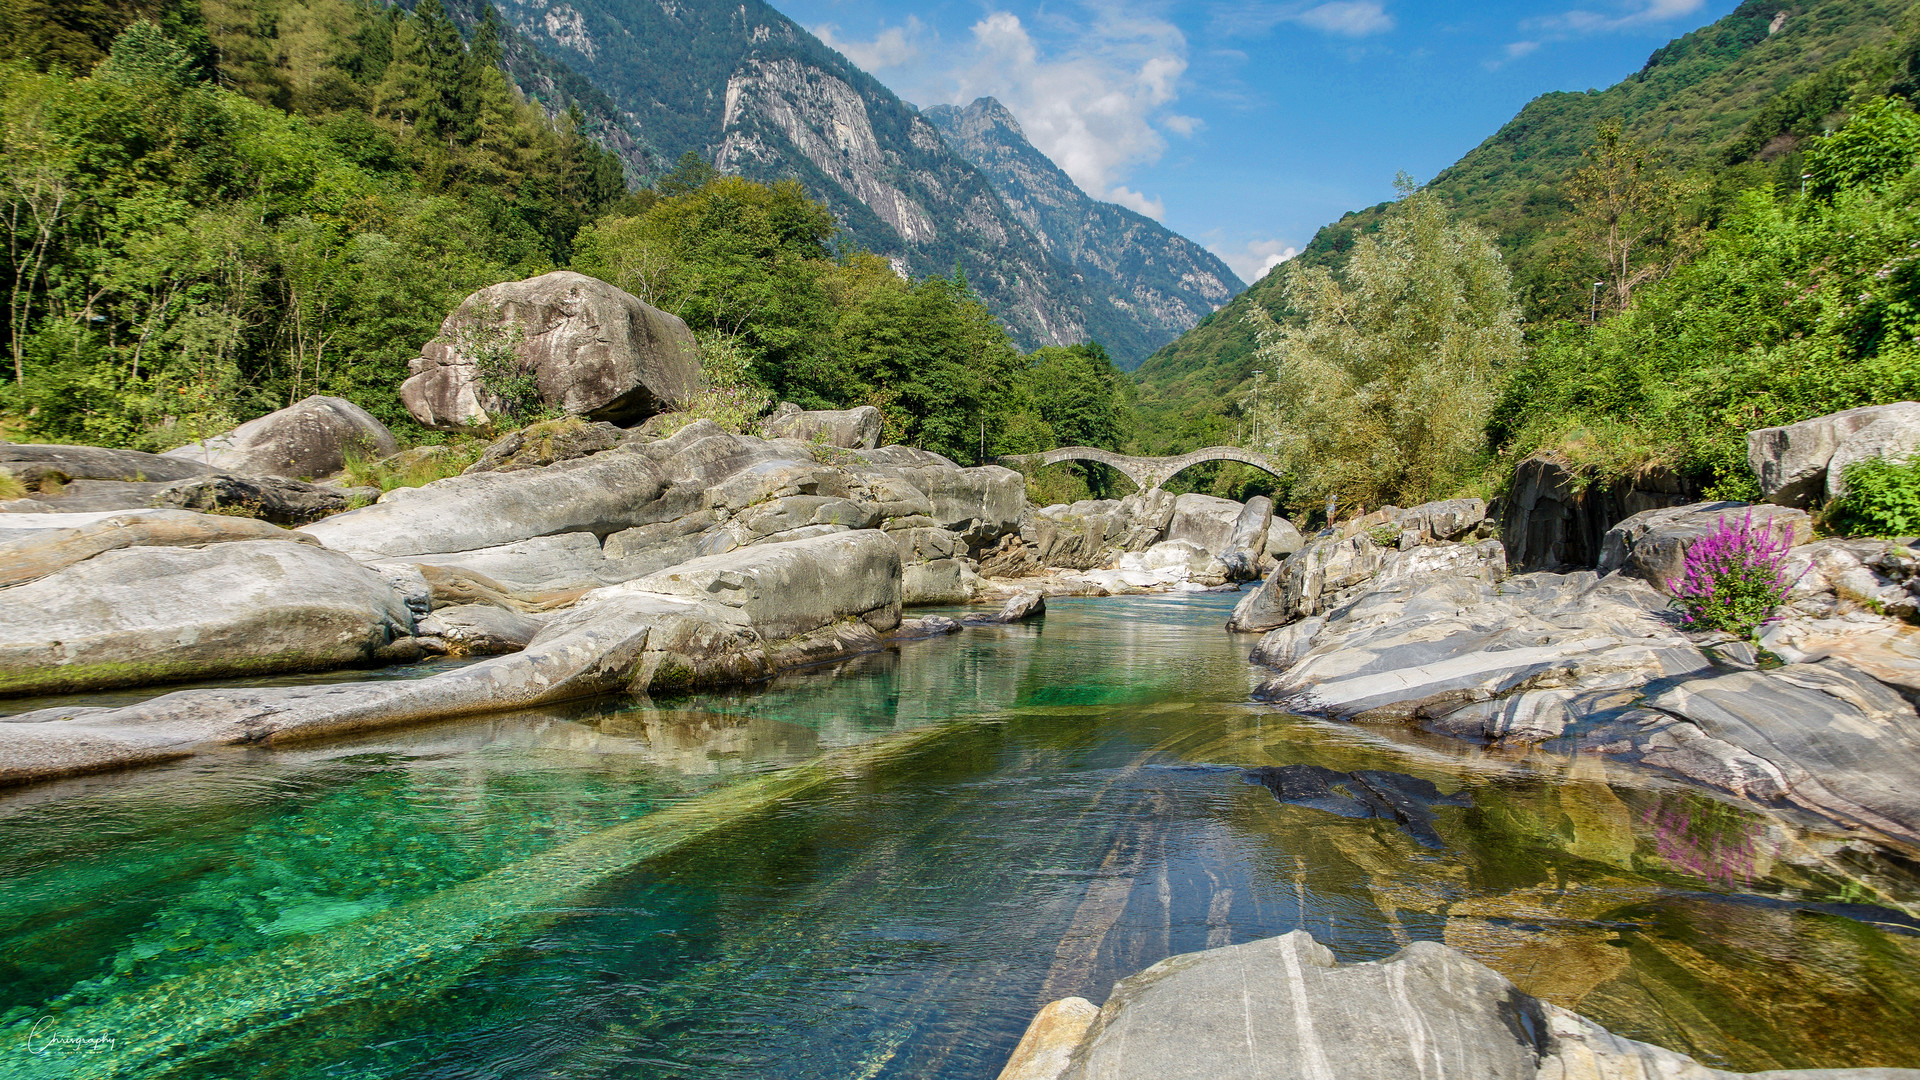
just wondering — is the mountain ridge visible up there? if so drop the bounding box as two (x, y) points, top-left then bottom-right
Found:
(923, 96), (1243, 370)
(488, 0), (1231, 365)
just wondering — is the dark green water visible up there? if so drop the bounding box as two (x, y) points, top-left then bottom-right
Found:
(3, 593), (1919, 1079)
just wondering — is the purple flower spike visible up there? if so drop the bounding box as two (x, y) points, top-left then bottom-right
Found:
(1667, 509), (1798, 637)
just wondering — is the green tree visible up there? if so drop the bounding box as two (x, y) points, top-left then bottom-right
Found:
(1249, 180), (1522, 514)
(1805, 95), (1920, 199)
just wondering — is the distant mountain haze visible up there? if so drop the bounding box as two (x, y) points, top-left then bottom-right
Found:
(487, 0), (1241, 367)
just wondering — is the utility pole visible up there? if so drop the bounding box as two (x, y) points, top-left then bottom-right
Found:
(1590, 281), (1603, 325)
(1251, 369), (1264, 446)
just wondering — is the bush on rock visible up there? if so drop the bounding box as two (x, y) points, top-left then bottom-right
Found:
(1826, 453), (1920, 537)
(1669, 511), (1798, 637)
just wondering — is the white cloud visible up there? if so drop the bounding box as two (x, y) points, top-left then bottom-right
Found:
(1524, 0), (1706, 37)
(1162, 113), (1204, 136)
(1108, 186), (1167, 219)
(922, 8), (1188, 215)
(1504, 40), (1540, 58)
(1208, 1), (1395, 39)
(1213, 239), (1299, 283)
(1293, 2), (1395, 37)
(815, 17), (926, 71)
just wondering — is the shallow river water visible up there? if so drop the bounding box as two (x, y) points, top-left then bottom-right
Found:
(3, 593), (1919, 1079)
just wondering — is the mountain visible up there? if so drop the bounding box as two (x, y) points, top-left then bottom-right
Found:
(923, 97), (1243, 369)
(1131, 0), (1920, 453)
(484, 0), (1226, 365)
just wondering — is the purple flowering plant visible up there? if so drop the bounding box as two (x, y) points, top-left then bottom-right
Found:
(1668, 510), (1800, 637)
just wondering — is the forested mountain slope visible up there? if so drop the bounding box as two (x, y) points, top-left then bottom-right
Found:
(924, 97), (1243, 369)
(1132, 0), (1920, 453)
(485, 0), (1213, 363)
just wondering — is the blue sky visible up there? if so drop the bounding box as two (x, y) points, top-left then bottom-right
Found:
(766, 0), (1744, 283)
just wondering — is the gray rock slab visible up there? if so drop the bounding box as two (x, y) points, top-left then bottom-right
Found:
(0, 539), (413, 697)
(1041, 931), (1917, 1080)
(163, 395), (397, 479)
(0, 442), (213, 486)
(0, 509), (314, 589)
(1598, 501), (1811, 592)
(759, 402), (883, 448)
(2, 479), (173, 512)
(298, 451), (666, 559)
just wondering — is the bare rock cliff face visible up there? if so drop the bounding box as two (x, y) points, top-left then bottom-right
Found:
(924, 97), (1244, 367)
(487, 0), (1235, 365)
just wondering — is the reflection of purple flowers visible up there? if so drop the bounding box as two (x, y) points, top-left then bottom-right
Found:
(1644, 799), (1762, 884)
(1669, 510), (1799, 636)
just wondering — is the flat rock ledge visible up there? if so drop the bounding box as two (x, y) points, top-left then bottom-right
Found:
(0, 532), (913, 788)
(1000, 931), (1920, 1080)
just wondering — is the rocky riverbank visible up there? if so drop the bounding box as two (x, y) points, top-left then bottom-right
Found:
(0, 394), (1280, 787)
(998, 931), (1920, 1080)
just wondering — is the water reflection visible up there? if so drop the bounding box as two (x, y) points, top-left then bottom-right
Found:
(0, 595), (1916, 1079)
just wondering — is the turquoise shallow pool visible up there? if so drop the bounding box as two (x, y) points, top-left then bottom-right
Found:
(3, 593), (1918, 1078)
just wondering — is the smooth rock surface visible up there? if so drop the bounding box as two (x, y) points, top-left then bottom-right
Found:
(0, 442), (213, 487)
(1598, 501), (1812, 593)
(163, 395), (397, 479)
(758, 402), (883, 449)
(1828, 405), (1920, 499)
(400, 270), (699, 430)
(0, 509), (314, 588)
(1030, 931), (1916, 1080)
(1165, 493), (1244, 554)
(153, 473), (371, 527)
(0, 540), (413, 696)
(1747, 402), (1920, 506)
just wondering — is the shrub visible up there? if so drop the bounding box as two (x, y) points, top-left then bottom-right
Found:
(1669, 511), (1799, 637)
(1825, 454), (1920, 537)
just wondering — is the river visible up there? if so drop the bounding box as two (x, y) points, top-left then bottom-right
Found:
(2, 593), (1917, 1078)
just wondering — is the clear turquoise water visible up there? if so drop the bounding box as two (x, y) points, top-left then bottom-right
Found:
(2, 593), (1918, 1079)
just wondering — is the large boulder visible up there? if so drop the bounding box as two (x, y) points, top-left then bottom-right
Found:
(1828, 404), (1920, 499)
(0, 538), (414, 696)
(1747, 402), (1920, 506)
(1219, 496), (1274, 580)
(400, 271), (699, 431)
(1164, 493), (1243, 554)
(758, 402), (883, 449)
(1599, 501), (1813, 593)
(463, 417), (624, 474)
(611, 530), (902, 641)
(162, 395), (397, 479)
(1014, 931), (1912, 1080)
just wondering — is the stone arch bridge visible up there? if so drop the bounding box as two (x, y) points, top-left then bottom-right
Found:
(996, 446), (1284, 492)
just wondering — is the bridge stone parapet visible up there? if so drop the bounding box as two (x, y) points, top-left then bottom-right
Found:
(995, 446), (1284, 492)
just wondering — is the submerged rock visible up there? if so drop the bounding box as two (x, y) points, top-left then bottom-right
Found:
(1001, 931), (1917, 1080)
(1244, 765), (1471, 848)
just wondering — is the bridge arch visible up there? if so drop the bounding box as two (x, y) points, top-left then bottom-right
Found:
(996, 445), (1285, 492)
